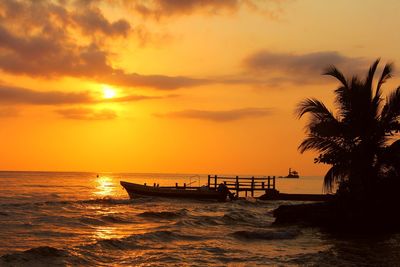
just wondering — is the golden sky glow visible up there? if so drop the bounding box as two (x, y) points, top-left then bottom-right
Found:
(0, 0), (400, 175)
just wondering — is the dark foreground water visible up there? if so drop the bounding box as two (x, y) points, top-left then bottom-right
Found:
(0, 172), (399, 266)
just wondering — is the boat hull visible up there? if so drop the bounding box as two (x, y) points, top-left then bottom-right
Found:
(120, 181), (225, 200)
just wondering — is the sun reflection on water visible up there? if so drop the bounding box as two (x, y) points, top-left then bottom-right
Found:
(94, 176), (115, 197)
(93, 226), (119, 240)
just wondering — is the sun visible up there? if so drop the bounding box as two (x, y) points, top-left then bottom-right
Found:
(102, 85), (117, 99)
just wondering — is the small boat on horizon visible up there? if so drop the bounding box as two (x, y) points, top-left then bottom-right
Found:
(283, 168), (300, 178)
(120, 181), (228, 201)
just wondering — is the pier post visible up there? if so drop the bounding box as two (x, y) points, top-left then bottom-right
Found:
(214, 175), (217, 189)
(208, 175), (211, 188)
(236, 176), (239, 196)
(251, 176), (255, 197)
(267, 176), (270, 189)
(184, 183), (186, 189)
(262, 181), (265, 189)
(175, 183), (178, 188)
(272, 176), (276, 190)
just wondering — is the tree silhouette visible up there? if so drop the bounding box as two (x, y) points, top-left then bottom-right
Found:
(296, 59), (400, 199)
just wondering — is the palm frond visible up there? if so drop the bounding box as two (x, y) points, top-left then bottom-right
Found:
(323, 65), (348, 88)
(365, 59), (380, 90)
(295, 98), (335, 120)
(381, 86), (400, 128)
(373, 63), (393, 112)
(377, 62), (393, 93)
(298, 135), (344, 154)
(307, 119), (342, 137)
(323, 165), (348, 193)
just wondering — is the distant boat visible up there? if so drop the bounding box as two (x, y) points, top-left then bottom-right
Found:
(284, 168), (300, 178)
(120, 181), (227, 200)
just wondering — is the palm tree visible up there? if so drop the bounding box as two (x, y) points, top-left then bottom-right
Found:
(296, 59), (400, 199)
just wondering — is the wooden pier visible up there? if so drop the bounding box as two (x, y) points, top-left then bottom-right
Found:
(145, 174), (332, 201)
(207, 175), (277, 197)
(206, 175), (332, 201)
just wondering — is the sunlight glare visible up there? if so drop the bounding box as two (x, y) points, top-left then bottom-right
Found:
(102, 85), (117, 99)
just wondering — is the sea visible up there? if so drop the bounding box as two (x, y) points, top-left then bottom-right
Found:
(0, 171), (399, 266)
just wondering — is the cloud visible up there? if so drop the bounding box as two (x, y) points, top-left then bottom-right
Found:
(127, 0), (288, 20)
(0, 85), (93, 105)
(242, 50), (368, 86)
(130, 0), (238, 18)
(0, 0), (131, 38)
(56, 108), (117, 120)
(103, 72), (209, 90)
(0, 84), (172, 105)
(72, 7), (131, 37)
(0, 1), (117, 77)
(106, 93), (178, 102)
(0, 1), (209, 90)
(157, 107), (273, 122)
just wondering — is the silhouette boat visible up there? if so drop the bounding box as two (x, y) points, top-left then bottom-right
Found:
(120, 181), (227, 200)
(284, 168), (300, 178)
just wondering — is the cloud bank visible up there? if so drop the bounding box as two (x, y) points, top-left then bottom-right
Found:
(0, 0), (209, 90)
(0, 85), (171, 105)
(128, 0), (287, 20)
(242, 50), (368, 86)
(0, 85), (93, 105)
(157, 107), (273, 122)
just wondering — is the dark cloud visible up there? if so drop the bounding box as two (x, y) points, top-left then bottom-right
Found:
(127, 0), (287, 20)
(0, 1), (209, 90)
(72, 7), (131, 37)
(0, 85), (93, 105)
(0, 84), (171, 105)
(131, 0), (238, 18)
(157, 107), (273, 122)
(0, 1), (116, 77)
(242, 50), (368, 85)
(0, 0), (130, 38)
(56, 108), (117, 120)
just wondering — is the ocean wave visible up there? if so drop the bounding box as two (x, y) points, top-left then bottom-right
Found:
(0, 246), (88, 266)
(174, 215), (222, 227)
(82, 230), (204, 251)
(223, 210), (257, 222)
(231, 229), (300, 240)
(137, 209), (187, 219)
(0, 197), (138, 209)
(79, 216), (107, 226)
(134, 230), (205, 242)
(32, 231), (77, 238)
(78, 197), (135, 205)
(100, 215), (131, 224)
(84, 237), (145, 251)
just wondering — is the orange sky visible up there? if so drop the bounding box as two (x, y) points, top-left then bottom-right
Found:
(0, 0), (399, 175)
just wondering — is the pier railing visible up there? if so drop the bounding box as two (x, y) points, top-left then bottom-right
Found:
(207, 175), (276, 197)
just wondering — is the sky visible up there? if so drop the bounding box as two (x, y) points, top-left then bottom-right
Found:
(0, 0), (399, 175)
